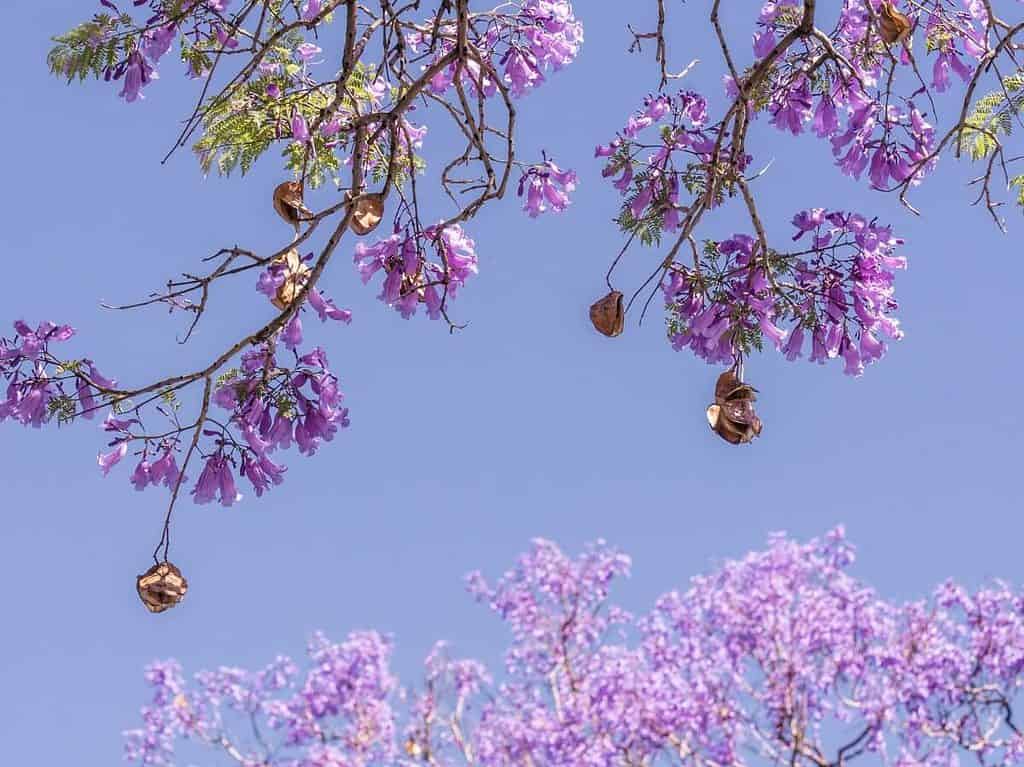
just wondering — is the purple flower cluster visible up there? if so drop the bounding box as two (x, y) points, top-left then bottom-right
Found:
(598, 90), (736, 231)
(0, 321), (115, 427)
(749, 0), (974, 189)
(0, 314), (349, 506)
(408, 0), (582, 100)
(354, 223), (479, 320)
(663, 209), (906, 375)
(517, 159), (578, 217)
(124, 530), (1024, 767)
(197, 343), (349, 505)
(90, 0), (247, 102)
(89, 339), (350, 505)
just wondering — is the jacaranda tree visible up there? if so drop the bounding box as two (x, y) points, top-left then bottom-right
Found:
(3, 0), (1023, 598)
(124, 529), (1024, 766)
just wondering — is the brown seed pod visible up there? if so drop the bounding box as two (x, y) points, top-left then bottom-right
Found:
(270, 248), (312, 310)
(273, 181), (312, 230)
(706, 368), (763, 445)
(878, 1), (912, 44)
(137, 561), (188, 613)
(589, 290), (625, 337)
(349, 193), (385, 236)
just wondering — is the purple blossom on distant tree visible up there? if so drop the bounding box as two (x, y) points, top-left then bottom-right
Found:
(124, 530), (1024, 766)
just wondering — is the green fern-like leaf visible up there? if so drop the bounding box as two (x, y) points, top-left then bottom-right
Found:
(960, 69), (1024, 159)
(48, 14), (133, 82)
(1010, 174), (1024, 209)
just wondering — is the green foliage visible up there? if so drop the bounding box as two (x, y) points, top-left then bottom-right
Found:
(1011, 175), (1024, 208)
(275, 394), (297, 420)
(47, 394), (78, 425)
(112, 398), (135, 415)
(215, 369), (241, 389)
(160, 390), (181, 412)
(48, 14), (133, 82)
(193, 60), (412, 190)
(57, 360), (83, 374)
(960, 69), (1024, 162)
(615, 171), (670, 247)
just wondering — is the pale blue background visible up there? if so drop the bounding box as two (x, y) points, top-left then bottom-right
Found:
(1, 2), (1022, 764)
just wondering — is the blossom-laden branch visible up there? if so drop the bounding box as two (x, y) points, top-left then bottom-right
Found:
(600, 0), (1024, 443)
(125, 529), (1024, 766)
(4, 0), (583, 574)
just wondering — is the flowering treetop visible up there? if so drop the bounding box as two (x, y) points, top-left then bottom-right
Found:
(125, 529), (1024, 766)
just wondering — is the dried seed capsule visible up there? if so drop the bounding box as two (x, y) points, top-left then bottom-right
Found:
(273, 181), (312, 230)
(349, 193), (385, 236)
(270, 248), (311, 310)
(878, 1), (912, 44)
(707, 369), (763, 445)
(589, 290), (625, 337)
(137, 561), (188, 613)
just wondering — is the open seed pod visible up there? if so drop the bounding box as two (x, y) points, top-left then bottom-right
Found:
(270, 248), (312, 310)
(137, 561), (188, 613)
(706, 369), (763, 445)
(349, 193), (385, 236)
(273, 181), (312, 228)
(878, 1), (911, 44)
(589, 290), (625, 337)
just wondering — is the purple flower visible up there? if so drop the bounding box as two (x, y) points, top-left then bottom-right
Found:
(308, 289), (352, 324)
(142, 23), (176, 64)
(130, 458), (152, 491)
(118, 51), (157, 102)
(242, 452), (286, 497)
(98, 440), (128, 476)
(302, 0), (322, 21)
(758, 315), (788, 349)
(518, 160), (577, 218)
(783, 325), (804, 360)
(191, 453), (241, 507)
(753, 29), (776, 59)
(812, 96), (839, 138)
(213, 24), (239, 50)
(296, 43), (322, 62)
(770, 77), (813, 135)
(283, 315), (303, 349)
(149, 449), (182, 489)
(292, 113), (310, 143)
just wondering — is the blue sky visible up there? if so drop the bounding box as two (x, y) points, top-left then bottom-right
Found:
(2, 2), (1023, 763)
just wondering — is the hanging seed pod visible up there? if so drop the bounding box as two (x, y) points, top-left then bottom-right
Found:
(273, 181), (312, 229)
(706, 368), (763, 445)
(270, 248), (311, 310)
(137, 561), (188, 613)
(349, 193), (385, 236)
(878, 1), (911, 44)
(589, 290), (625, 337)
